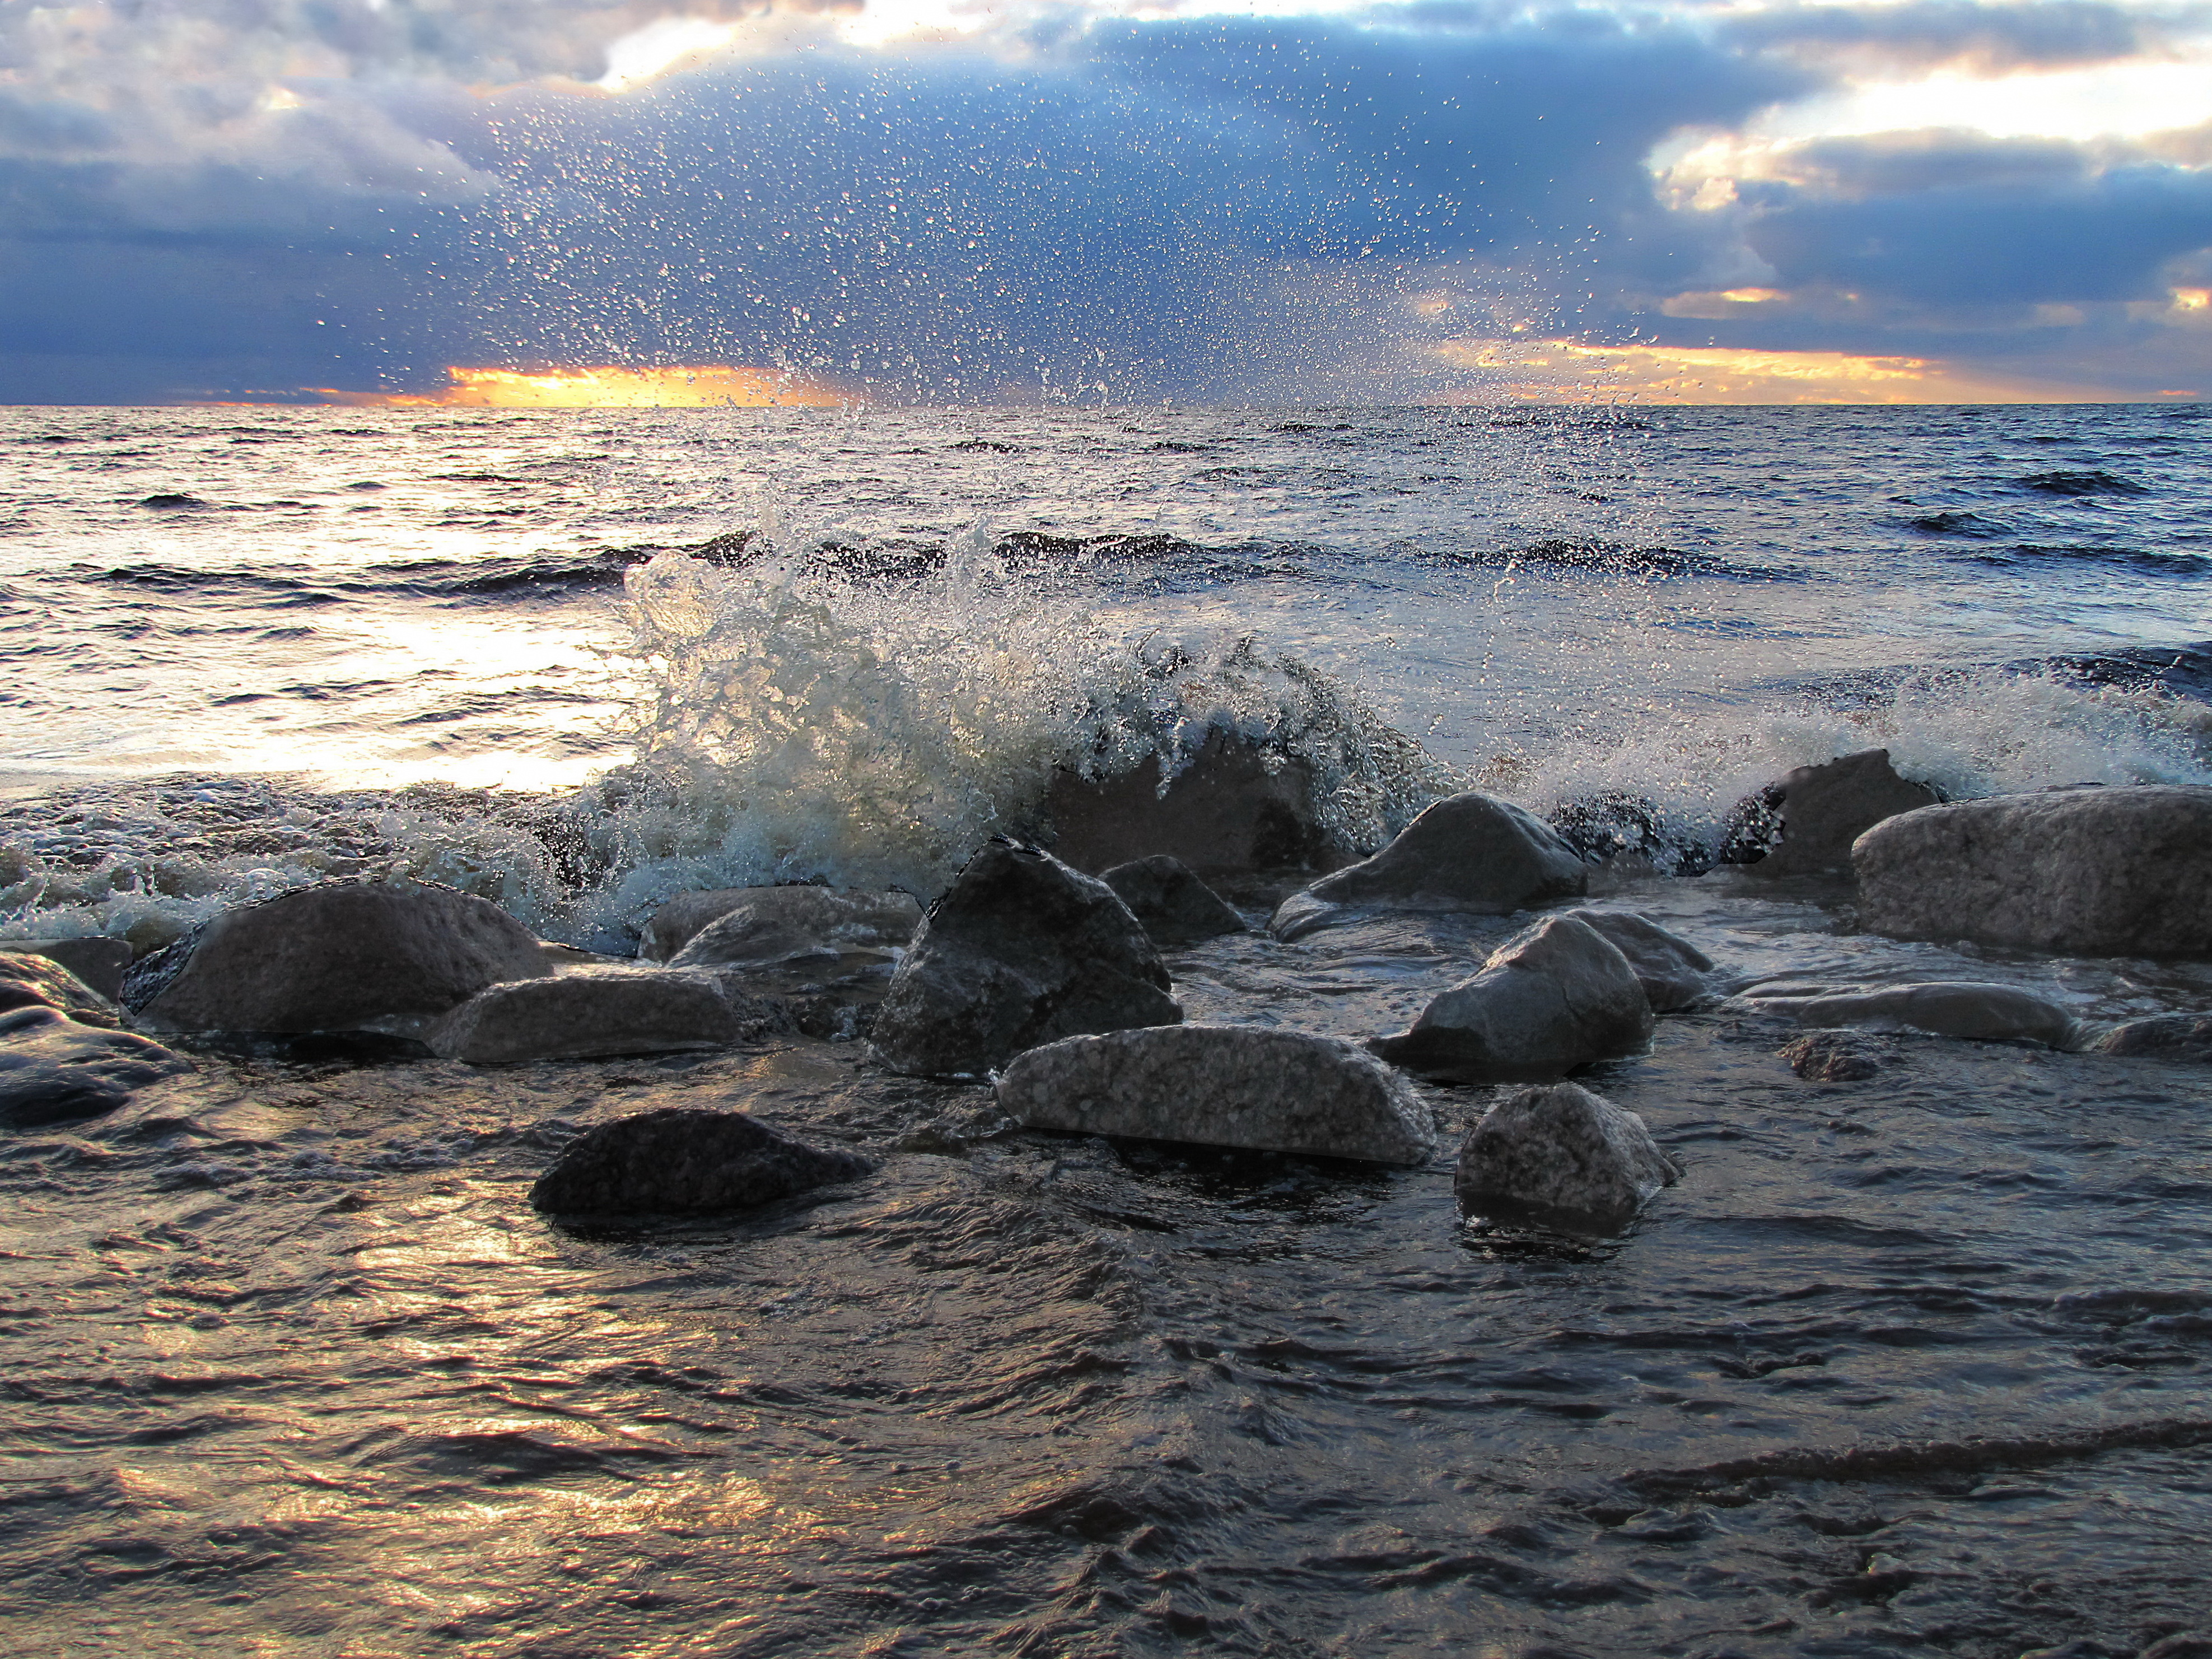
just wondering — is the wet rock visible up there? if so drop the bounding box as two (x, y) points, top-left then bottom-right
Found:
(1270, 791), (1586, 942)
(1780, 1029), (1885, 1081)
(647, 885), (921, 964)
(1040, 731), (1348, 878)
(1369, 915), (1654, 1082)
(1747, 748), (1940, 878)
(1742, 981), (2079, 1047)
(1099, 855), (1249, 947)
(123, 877), (548, 1034)
(0, 936), (133, 1000)
(1560, 909), (1715, 1012)
(1855, 784), (2212, 957)
(427, 968), (788, 1064)
(1454, 1080), (1682, 1233)
(0, 1006), (193, 1127)
(2139, 1635), (2212, 1659)
(871, 842), (1182, 1078)
(0, 950), (122, 1028)
(2083, 1013), (2212, 1061)
(998, 1023), (1436, 1165)
(529, 1108), (871, 1215)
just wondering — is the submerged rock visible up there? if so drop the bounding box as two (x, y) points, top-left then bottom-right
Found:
(871, 842), (1182, 1078)
(1742, 980), (2078, 1047)
(1369, 915), (1654, 1082)
(123, 878), (548, 1034)
(1780, 1029), (1886, 1082)
(1271, 791), (1586, 942)
(1040, 731), (1348, 877)
(648, 886), (921, 965)
(2083, 1013), (2212, 1061)
(529, 1108), (871, 1215)
(1454, 1080), (1682, 1234)
(0, 1006), (192, 1127)
(1747, 748), (1940, 878)
(1855, 785), (2212, 957)
(1099, 855), (1249, 947)
(427, 968), (787, 1064)
(997, 1024), (1437, 1166)
(1560, 909), (1715, 1012)
(0, 937), (133, 1000)
(0, 951), (123, 1028)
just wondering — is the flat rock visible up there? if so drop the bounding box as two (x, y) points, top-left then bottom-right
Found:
(996, 1024), (1437, 1166)
(1099, 855), (1249, 947)
(648, 886), (921, 964)
(1454, 1080), (1682, 1234)
(1854, 785), (2212, 957)
(1741, 980), (2078, 1047)
(1560, 909), (1715, 1011)
(0, 951), (122, 1028)
(427, 968), (787, 1064)
(871, 842), (1182, 1078)
(0, 1006), (193, 1127)
(2083, 1013), (2212, 1060)
(529, 1108), (871, 1215)
(0, 937), (133, 1000)
(1369, 915), (1654, 1082)
(1748, 748), (1939, 877)
(1271, 791), (1586, 942)
(1780, 1029), (1886, 1081)
(123, 878), (548, 1034)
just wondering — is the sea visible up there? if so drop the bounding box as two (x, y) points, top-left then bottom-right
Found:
(1, 400), (2209, 1656)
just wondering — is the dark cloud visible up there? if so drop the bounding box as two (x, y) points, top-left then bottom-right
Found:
(1720, 0), (2204, 76)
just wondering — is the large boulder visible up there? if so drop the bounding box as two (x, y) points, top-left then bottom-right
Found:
(1454, 1080), (1682, 1234)
(2083, 1013), (2212, 1061)
(1747, 749), (1940, 878)
(0, 952), (122, 1028)
(529, 1108), (871, 1215)
(426, 968), (787, 1064)
(0, 1006), (192, 1127)
(122, 878), (548, 1034)
(871, 842), (1182, 1078)
(996, 1024), (1437, 1166)
(1270, 791), (1586, 942)
(0, 937), (133, 1000)
(1739, 980), (2078, 1047)
(1099, 855), (1249, 948)
(1855, 785), (2212, 957)
(1040, 731), (1348, 878)
(1559, 909), (1715, 1012)
(1369, 915), (1654, 1082)
(647, 886), (921, 964)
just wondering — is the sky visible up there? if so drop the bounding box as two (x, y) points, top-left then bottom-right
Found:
(2, 0), (2209, 403)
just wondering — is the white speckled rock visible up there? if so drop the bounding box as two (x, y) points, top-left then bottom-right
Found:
(1454, 1080), (1681, 1233)
(1739, 980), (2079, 1047)
(427, 967), (786, 1064)
(997, 1024), (1437, 1166)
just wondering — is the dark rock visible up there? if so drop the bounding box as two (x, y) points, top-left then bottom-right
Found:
(1561, 909), (1715, 1012)
(1746, 748), (1940, 878)
(0, 936), (133, 1000)
(871, 842), (1182, 1078)
(2083, 1013), (2212, 1060)
(1548, 792), (1711, 876)
(997, 1024), (1436, 1165)
(1039, 731), (1350, 878)
(1780, 1029), (1885, 1081)
(1454, 1080), (1682, 1233)
(1369, 915), (1654, 1082)
(529, 1108), (871, 1215)
(646, 886), (920, 963)
(0, 1006), (193, 1127)
(1098, 855), (1249, 947)
(2140, 1636), (2212, 1659)
(427, 968), (787, 1064)
(0, 951), (122, 1028)
(1741, 981), (2078, 1047)
(1855, 785), (2212, 957)
(1271, 791), (1588, 942)
(122, 877), (549, 1033)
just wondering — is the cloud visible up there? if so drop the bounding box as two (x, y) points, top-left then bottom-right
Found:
(1718, 1), (2208, 77)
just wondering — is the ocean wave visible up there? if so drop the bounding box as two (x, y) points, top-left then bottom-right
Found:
(2018, 469), (2148, 497)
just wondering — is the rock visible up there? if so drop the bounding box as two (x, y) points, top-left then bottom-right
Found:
(0, 936), (133, 1000)
(1560, 909), (1714, 1012)
(1270, 791), (1586, 942)
(1040, 731), (1348, 878)
(2083, 1013), (2212, 1060)
(2140, 1636), (2212, 1659)
(426, 968), (787, 1064)
(1780, 1029), (1885, 1081)
(1855, 785), (2212, 957)
(646, 886), (921, 964)
(0, 951), (122, 1028)
(1369, 915), (1654, 1082)
(1747, 748), (1940, 877)
(529, 1108), (871, 1214)
(0, 1006), (193, 1127)
(1742, 980), (2078, 1046)
(996, 1024), (1437, 1166)
(1454, 1080), (1682, 1233)
(871, 842), (1182, 1078)
(121, 877), (549, 1034)
(1098, 855), (1248, 947)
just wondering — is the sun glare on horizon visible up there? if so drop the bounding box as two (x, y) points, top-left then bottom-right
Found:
(310, 365), (850, 409)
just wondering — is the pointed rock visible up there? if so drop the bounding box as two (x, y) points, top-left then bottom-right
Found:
(1454, 1080), (1681, 1233)
(1099, 855), (1248, 947)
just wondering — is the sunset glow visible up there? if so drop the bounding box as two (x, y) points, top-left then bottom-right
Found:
(312, 366), (849, 409)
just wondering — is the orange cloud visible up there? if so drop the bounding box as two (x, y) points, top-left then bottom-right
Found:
(309, 365), (849, 409)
